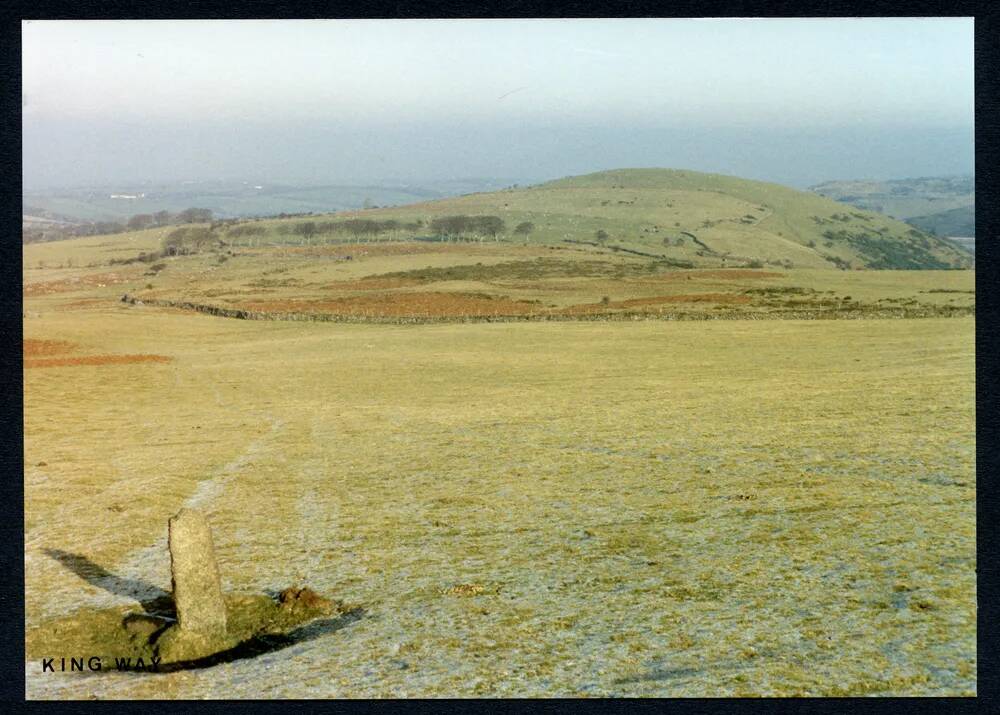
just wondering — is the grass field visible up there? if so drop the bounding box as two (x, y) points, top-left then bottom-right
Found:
(24, 291), (975, 696)
(22, 169), (976, 697)
(22, 233), (975, 325)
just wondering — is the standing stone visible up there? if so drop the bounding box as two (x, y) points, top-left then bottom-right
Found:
(168, 508), (227, 636)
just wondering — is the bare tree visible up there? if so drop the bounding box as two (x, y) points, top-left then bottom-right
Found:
(514, 221), (535, 242)
(127, 214), (154, 231)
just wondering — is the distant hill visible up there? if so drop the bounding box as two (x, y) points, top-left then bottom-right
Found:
(21, 178), (523, 224)
(809, 175), (974, 238)
(339, 168), (971, 269)
(38, 169), (972, 270)
(906, 206), (975, 239)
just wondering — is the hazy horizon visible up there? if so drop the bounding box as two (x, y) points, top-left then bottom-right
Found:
(23, 18), (974, 192)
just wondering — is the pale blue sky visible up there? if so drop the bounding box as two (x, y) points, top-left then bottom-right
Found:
(22, 18), (974, 188)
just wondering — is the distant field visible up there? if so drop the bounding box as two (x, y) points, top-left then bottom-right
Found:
(22, 228), (975, 325)
(22, 178), (521, 223)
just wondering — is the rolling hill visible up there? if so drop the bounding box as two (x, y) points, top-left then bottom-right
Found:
(809, 175), (974, 242)
(906, 206), (975, 239)
(22, 167), (975, 326)
(342, 168), (972, 270)
(23, 169), (974, 273)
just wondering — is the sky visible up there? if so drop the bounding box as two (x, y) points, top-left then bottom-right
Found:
(22, 18), (975, 190)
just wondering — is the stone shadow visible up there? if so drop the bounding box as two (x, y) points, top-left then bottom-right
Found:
(42, 548), (175, 616)
(111, 607), (366, 674)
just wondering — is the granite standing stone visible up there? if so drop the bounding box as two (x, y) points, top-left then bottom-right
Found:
(168, 508), (228, 636)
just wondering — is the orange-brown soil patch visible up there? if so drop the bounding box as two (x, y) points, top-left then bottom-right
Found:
(25, 354), (172, 369)
(23, 339), (78, 357)
(23, 272), (137, 296)
(241, 291), (542, 318)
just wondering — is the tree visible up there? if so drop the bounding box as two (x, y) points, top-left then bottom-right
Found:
(294, 221), (317, 240)
(381, 219), (399, 239)
(95, 221), (125, 235)
(595, 229), (609, 244)
(127, 214), (154, 231)
(153, 210), (172, 226)
(514, 221), (535, 241)
(471, 216), (505, 241)
(178, 207), (213, 224)
(162, 226), (215, 255)
(431, 215), (469, 240)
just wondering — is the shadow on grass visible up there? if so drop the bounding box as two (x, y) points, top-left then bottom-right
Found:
(42, 548), (366, 674)
(122, 607), (366, 674)
(42, 548), (175, 616)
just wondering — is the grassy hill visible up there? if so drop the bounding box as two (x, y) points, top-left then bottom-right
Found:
(906, 205), (975, 239)
(314, 168), (970, 270)
(809, 175), (974, 240)
(32, 169), (967, 271)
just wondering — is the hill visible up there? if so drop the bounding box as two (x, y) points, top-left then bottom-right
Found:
(809, 175), (974, 239)
(906, 206), (975, 239)
(345, 168), (971, 270)
(21, 178), (521, 224)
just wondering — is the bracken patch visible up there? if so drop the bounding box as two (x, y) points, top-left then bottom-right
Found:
(23, 339), (79, 357)
(640, 269), (784, 282)
(272, 242), (491, 258)
(25, 354), (173, 369)
(240, 292), (541, 318)
(611, 293), (753, 307)
(557, 293), (752, 315)
(23, 272), (137, 296)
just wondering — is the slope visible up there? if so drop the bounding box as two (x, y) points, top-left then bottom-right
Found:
(344, 168), (972, 270)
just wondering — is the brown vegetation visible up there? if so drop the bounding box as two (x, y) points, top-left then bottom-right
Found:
(640, 269), (785, 283)
(241, 292), (541, 318)
(611, 293), (753, 307)
(277, 242), (491, 258)
(25, 354), (172, 369)
(23, 272), (136, 296)
(23, 339), (78, 357)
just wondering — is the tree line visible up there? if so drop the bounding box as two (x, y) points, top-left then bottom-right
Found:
(226, 215), (536, 245)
